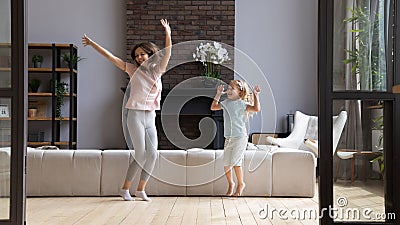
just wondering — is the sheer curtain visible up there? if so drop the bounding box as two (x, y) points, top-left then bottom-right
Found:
(333, 0), (388, 179)
(334, 0), (387, 92)
(356, 0), (387, 91)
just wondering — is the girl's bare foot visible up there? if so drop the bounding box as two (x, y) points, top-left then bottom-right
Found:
(233, 183), (246, 197)
(226, 182), (235, 196)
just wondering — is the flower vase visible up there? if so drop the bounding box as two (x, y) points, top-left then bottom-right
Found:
(202, 77), (214, 88)
(202, 76), (221, 88)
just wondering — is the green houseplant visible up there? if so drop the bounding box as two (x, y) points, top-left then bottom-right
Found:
(343, 6), (385, 91)
(370, 114), (384, 173)
(32, 54), (44, 68)
(62, 53), (85, 68)
(28, 78), (41, 92)
(55, 81), (68, 119)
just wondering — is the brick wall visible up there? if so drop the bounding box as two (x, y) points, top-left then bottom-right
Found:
(126, 0), (235, 149)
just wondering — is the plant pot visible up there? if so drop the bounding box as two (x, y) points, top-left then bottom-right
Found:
(202, 77), (219, 88)
(33, 62), (42, 68)
(64, 61), (75, 68)
(29, 85), (40, 93)
(28, 109), (37, 118)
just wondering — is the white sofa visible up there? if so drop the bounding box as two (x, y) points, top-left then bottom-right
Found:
(0, 145), (316, 197)
(0, 147), (11, 198)
(19, 146), (316, 197)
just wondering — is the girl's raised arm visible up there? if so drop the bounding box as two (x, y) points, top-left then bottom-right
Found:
(159, 19), (172, 73)
(211, 85), (225, 111)
(246, 85), (261, 113)
(82, 34), (127, 72)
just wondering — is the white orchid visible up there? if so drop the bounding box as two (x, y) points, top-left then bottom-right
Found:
(192, 41), (230, 66)
(192, 41), (231, 79)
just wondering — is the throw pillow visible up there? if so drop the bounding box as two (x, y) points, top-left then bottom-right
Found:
(36, 145), (59, 150)
(303, 139), (318, 157)
(304, 116), (318, 140)
(247, 142), (258, 150)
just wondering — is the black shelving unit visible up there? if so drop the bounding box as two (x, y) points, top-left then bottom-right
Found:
(27, 43), (77, 149)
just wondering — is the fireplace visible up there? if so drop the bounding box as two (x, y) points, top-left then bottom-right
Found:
(156, 89), (224, 150)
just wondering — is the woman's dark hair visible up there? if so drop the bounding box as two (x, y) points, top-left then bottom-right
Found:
(131, 42), (163, 74)
(131, 42), (160, 65)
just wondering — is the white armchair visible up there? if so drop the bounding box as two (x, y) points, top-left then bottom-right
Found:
(266, 111), (348, 157)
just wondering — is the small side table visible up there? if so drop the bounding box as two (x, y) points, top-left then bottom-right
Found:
(335, 149), (383, 184)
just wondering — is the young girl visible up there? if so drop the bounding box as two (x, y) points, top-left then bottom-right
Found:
(210, 80), (261, 196)
(82, 19), (171, 201)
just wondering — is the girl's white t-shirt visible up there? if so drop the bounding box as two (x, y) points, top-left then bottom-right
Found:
(124, 62), (162, 111)
(220, 99), (248, 138)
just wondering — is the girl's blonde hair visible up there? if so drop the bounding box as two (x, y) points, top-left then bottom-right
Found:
(230, 80), (255, 120)
(230, 80), (253, 105)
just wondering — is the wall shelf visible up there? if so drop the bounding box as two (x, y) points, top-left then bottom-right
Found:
(27, 43), (78, 149)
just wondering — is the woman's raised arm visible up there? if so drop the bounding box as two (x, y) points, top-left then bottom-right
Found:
(159, 19), (172, 73)
(82, 34), (127, 72)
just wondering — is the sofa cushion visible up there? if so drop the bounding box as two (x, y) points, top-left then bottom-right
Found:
(0, 171), (10, 197)
(0, 147), (11, 174)
(269, 148), (315, 197)
(187, 150), (215, 195)
(212, 150), (228, 195)
(100, 150), (132, 196)
(304, 116), (318, 140)
(157, 150), (187, 195)
(26, 149), (44, 196)
(303, 139), (318, 156)
(41, 150), (75, 196)
(72, 150), (102, 196)
(27, 149), (103, 196)
(243, 150), (272, 196)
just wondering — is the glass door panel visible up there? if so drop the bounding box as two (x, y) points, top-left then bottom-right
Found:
(0, 0), (11, 89)
(0, 98), (11, 220)
(333, 0), (389, 92)
(0, 0), (12, 221)
(320, 0), (399, 223)
(333, 99), (387, 222)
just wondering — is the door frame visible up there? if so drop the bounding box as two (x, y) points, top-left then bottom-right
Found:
(318, 0), (400, 224)
(0, 0), (27, 224)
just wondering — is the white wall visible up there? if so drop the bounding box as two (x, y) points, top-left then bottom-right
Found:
(28, 0), (127, 148)
(28, 0), (318, 148)
(236, 0), (318, 133)
(0, 0), (11, 42)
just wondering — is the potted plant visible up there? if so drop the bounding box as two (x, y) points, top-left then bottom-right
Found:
(55, 81), (68, 119)
(192, 42), (231, 87)
(32, 54), (44, 68)
(370, 114), (384, 174)
(28, 105), (38, 118)
(28, 78), (41, 92)
(62, 53), (85, 68)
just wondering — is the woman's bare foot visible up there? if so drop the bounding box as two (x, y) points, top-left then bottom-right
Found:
(226, 182), (235, 196)
(233, 183), (246, 197)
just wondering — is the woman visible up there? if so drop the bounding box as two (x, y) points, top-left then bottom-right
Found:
(82, 19), (171, 201)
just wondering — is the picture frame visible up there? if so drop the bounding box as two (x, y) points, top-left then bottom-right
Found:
(0, 104), (10, 118)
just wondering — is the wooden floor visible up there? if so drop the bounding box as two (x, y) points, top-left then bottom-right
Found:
(25, 196), (319, 225)
(0, 180), (385, 224)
